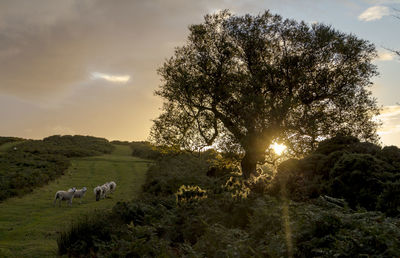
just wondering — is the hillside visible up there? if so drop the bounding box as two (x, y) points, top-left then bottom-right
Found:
(58, 139), (400, 257)
(0, 144), (150, 257)
(0, 135), (114, 201)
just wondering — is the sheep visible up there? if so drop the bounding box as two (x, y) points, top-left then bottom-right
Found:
(93, 182), (116, 201)
(108, 181), (117, 193)
(101, 183), (110, 198)
(94, 186), (102, 201)
(54, 187), (76, 207)
(68, 187), (87, 204)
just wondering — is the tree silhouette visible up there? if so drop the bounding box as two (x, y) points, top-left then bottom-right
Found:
(389, 8), (400, 57)
(151, 11), (380, 178)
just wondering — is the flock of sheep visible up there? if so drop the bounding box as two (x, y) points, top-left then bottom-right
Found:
(53, 181), (117, 207)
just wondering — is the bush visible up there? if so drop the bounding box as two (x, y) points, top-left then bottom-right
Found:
(270, 135), (400, 216)
(377, 180), (400, 216)
(142, 153), (212, 196)
(57, 214), (112, 256)
(130, 141), (164, 160)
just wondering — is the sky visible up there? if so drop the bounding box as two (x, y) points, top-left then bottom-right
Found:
(0, 0), (399, 146)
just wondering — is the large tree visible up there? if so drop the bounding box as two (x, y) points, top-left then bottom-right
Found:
(151, 11), (380, 178)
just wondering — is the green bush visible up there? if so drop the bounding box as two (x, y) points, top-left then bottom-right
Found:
(142, 153), (212, 196)
(270, 135), (400, 216)
(130, 141), (164, 160)
(57, 214), (112, 256)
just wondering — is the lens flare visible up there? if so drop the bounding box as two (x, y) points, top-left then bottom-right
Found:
(271, 142), (286, 155)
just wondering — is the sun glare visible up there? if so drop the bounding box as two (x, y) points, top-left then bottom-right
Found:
(271, 142), (286, 155)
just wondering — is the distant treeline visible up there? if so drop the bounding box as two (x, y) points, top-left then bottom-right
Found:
(58, 136), (400, 257)
(0, 136), (23, 146)
(0, 135), (114, 201)
(130, 141), (166, 160)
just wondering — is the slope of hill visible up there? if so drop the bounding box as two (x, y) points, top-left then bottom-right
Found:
(0, 135), (114, 201)
(57, 140), (400, 257)
(0, 144), (151, 257)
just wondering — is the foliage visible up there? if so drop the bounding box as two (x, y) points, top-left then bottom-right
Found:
(130, 141), (164, 160)
(59, 142), (400, 257)
(41, 135), (114, 157)
(151, 10), (380, 178)
(224, 173), (251, 200)
(0, 135), (114, 201)
(142, 152), (213, 197)
(175, 185), (208, 204)
(110, 140), (131, 146)
(270, 135), (400, 216)
(0, 136), (23, 146)
(57, 214), (111, 256)
(293, 202), (400, 257)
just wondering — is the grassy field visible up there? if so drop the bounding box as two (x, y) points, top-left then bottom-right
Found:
(0, 144), (151, 257)
(0, 141), (24, 154)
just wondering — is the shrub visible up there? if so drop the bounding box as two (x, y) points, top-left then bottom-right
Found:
(175, 185), (207, 204)
(270, 135), (400, 216)
(130, 141), (164, 160)
(57, 214), (112, 256)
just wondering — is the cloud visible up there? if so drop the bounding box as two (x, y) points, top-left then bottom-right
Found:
(0, 0), (223, 100)
(91, 72), (130, 83)
(378, 125), (400, 136)
(376, 49), (396, 61)
(0, 0), (368, 101)
(362, 0), (400, 4)
(376, 106), (400, 141)
(358, 6), (391, 21)
(377, 105), (400, 120)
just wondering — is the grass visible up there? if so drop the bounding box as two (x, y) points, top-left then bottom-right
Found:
(0, 141), (24, 154)
(0, 144), (151, 257)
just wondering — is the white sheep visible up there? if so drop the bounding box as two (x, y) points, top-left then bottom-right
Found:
(94, 186), (102, 201)
(101, 183), (110, 198)
(108, 181), (117, 193)
(54, 187), (76, 207)
(68, 187), (87, 204)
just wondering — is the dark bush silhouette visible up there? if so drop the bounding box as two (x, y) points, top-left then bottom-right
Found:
(271, 135), (400, 216)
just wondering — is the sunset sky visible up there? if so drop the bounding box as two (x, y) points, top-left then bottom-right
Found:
(0, 0), (399, 146)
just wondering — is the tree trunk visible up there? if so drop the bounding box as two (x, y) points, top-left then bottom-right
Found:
(240, 134), (273, 179)
(241, 150), (258, 179)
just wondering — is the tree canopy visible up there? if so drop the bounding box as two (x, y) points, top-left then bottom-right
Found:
(151, 10), (380, 178)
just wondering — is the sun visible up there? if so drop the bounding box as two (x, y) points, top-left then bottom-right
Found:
(271, 142), (286, 155)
